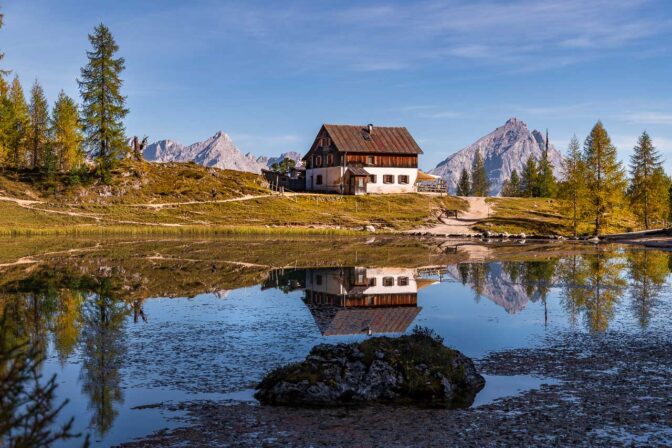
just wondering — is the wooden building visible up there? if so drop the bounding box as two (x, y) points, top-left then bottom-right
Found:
(303, 124), (423, 194)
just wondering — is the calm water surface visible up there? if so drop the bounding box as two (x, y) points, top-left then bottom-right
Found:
(1, 238), (670, 446)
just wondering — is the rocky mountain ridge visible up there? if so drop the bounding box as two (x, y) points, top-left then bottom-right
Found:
(429, 118), (564, 195)
(143, 131), (302, 173)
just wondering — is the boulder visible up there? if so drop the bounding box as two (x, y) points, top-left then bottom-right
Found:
(364, 225), (376, 233)
(255, 328), (485, 408)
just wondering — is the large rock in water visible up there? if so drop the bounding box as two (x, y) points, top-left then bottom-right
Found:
(255, 330), (485, 408)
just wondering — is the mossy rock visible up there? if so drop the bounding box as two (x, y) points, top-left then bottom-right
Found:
(255, 328), (485, 408)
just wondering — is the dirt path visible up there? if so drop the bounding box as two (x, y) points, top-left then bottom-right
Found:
(124, 193), (283, 209)
(409, 196), (490, 235)
(0, 195), (43, 206)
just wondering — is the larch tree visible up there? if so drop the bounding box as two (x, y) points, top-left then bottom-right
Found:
(583, 121), (626, 236)
(628, 131), (667, 229)
(561, 135), (587, 236)
(78, 24), (128, 179)
(470, 150), (490, 196)
(521, 156), (539, 197)
(51, 90), (84, 172)
(537, 129), (557, 197)
(0, 10), (9, 167)
(7, 77), (30, 168)
(456, 167), (470, 196)
(28, 80), (50, 170)
(501, 169), (522, 197)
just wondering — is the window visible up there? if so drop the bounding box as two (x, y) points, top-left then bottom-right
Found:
(368, 278), (377, 287)
(315, 155), (322, 167)
(398, 175), (409, 184)
(383, 175), (394, 184)
(327, 154), (334, 166)
(315, 274), (323, 285)
(383, 277), (394, 287)
(397, 276), (409, 286)
(319, 137), (331, 148)
(369, 175), (377, 184)
(316, 175), (323, 185)
(367, 155), (375, 165)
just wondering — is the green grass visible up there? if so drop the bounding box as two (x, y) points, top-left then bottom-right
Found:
(476, 197), (638, 236)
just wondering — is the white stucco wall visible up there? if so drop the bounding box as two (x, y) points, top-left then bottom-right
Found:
(305, 268), (418, 295)
(305, 167), (346, 193)
(365, 168), (418, 194)
(305, 167), (419, 194)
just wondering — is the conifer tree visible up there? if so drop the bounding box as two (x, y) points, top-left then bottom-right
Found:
(583, 121), (626, 236)
(469, 150), (490, 196)
(628, 132), (667, 229)
(521, 156), (539, 197)
(501, 169), (522, 197)
(456, 168), (470, 196)
(51, 91), (84, 172)
(0, 11), (9, 166)
(78, 24), (128, 179)
(28, 80), (49, 169)
(537, 129), (557, 197)
(7, 77), (30, 168)
(561, 135), (587, 236)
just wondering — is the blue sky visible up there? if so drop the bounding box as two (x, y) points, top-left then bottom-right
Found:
(2, 0), (672, 171)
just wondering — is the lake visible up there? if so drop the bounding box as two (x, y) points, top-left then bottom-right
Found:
(0, 237), (670, 446)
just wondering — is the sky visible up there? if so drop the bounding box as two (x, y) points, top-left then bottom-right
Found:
(2, 0), (672, 171)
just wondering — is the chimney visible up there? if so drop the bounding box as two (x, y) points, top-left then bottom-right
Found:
(367, 124), (373, 134)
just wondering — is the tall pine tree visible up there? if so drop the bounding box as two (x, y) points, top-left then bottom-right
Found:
(470, 150), (490, 196)
(628, 131), (666, 229)
(561, 135), (587, 236)
(501, 169), (522, 197)
(456, 168), (470, 196)
(7, 77), (30, 168)
(51, 91), (84, 172)
(521, 156), (539, 197)
(0, 11), (9, 167)
(537, 129), (557, 197)
(78, 24), (128, 178)
(583, 121), (626, 236)
(28, 80), (49, 170)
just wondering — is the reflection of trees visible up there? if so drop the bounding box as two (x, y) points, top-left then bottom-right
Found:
(468, 263), (489, 303)
(626, 250), (669, 328)
(559, 250), (626, 332)
(79, 278), (129, 437)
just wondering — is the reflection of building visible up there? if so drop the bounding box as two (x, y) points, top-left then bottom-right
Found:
(304, 267), (422, 336)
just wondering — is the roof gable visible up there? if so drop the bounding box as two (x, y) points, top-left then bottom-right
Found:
(325, 124), (423, 155)
(305, 125), (423, 159)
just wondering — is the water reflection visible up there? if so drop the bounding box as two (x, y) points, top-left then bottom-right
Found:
(265, 267), (424, 335)
(0, 244), (670, 444)
(79, 280), (129, 436)
(0, 272), (132, 438)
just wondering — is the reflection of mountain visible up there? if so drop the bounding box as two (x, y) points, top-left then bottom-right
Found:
(446, 263), (534, 314)
(302, 267), (421, 336)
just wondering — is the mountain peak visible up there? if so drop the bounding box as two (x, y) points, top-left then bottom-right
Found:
(429, 118), (563, 195)
(142, 132), (303, 173)
(502, 117), (528, 130)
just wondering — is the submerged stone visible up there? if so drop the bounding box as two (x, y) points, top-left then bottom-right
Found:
(255, 329), (485, 408)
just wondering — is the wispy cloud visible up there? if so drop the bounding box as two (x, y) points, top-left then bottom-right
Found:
(623, 112), (672, 125)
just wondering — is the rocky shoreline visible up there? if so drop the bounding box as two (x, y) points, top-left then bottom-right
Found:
(120, 331), (672, 447)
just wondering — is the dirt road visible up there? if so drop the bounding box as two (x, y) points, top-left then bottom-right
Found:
(409, 196), (490, 235)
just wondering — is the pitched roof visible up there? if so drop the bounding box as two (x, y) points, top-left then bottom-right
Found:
(324, 124), (423, 155)
(346, 167), (370, 176)
(308, 306), (422, 336)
